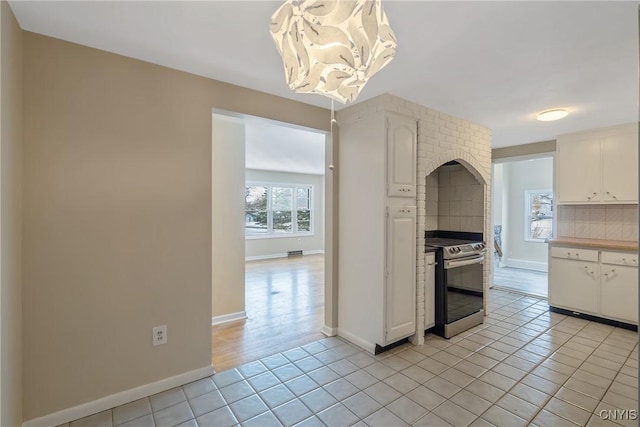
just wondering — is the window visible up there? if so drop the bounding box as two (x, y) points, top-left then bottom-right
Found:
(525, 190), (553, 241)
(245, 183), (313, 237)
(245, 186), (268, 235)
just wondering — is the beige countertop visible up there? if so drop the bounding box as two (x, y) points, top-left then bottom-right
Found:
(547, 237), (638, 252)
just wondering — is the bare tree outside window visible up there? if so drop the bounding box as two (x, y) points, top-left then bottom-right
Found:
(245, 186), (268, 235)
(526, 190), (553, 241)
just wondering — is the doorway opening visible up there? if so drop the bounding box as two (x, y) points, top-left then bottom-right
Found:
(212, 112), (330, 372)
(491, 156), (554, 298)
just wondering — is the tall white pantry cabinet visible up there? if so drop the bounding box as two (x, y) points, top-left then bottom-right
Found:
(337, 111), (418, 353)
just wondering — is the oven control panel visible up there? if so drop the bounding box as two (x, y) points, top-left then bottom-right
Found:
(445, 242), (486, 259)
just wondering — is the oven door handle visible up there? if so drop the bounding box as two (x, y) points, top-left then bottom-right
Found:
(444, 255), (484, 269)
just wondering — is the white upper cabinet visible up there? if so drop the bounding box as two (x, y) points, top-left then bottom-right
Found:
(387, 114), (418, 197)
(556, 134), (601, 203)
(601, 128), (638, 203)
(556, 123), (638, 204)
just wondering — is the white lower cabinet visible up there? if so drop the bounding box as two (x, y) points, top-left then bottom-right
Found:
(549, 257), (599, 315)
(385, 206), (417, 344)
(424, 252), (436, 330)
(549, 246), (638, 325)
(600, 252), (638, 324)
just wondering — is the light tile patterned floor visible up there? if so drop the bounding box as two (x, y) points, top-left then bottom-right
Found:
(64, 290), (638, 427)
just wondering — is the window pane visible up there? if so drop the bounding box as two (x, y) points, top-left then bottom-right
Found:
(245, 186), (268, 235)
(297, 187), (311, 210)
(272, 187), (293, 210)
(273, 210), (292, 233)
(245, 186), (267, 210)
(527, 191), (553, 240)
(530, 193), (553, 217)
(245, 210), (268, 234)
(297, 210), (311, 232)
(530, 217), (552, 240)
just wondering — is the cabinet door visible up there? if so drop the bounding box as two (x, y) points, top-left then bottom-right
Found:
(600, 265), (638, 324)
(385, 206), (417, 344)
(556, 135), (601, 203)
(425, 252), (436, 329)
(387, 114), (417, 197)
(602, 129), (638, 203)
(549, 258), (599, 314)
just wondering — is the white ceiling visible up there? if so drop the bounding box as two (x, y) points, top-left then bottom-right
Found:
(9, 1), (639, 148)
(245, 117), (326, 175)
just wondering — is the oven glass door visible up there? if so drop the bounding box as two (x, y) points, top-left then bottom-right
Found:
(445, 256), (484, 324)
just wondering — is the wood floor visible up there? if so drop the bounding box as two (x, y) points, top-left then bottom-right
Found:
(492, 266), (548, 298)
(211, 254), (325, 372)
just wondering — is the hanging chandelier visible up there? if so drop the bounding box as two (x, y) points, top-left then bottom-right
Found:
(269, 0), (397, 104)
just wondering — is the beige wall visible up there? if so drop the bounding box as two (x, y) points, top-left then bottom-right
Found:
(22, 32), (330, 421)
(1, 2), (23, 426)
(325, 131), (338, 330)
(492, 140), (556, 161)
(212, 115), (246, 319)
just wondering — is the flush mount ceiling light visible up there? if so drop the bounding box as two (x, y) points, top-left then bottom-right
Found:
(269, 0), (397, 104)
(536, 109), (569, 122)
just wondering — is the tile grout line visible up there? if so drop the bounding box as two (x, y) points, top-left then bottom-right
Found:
(81, 290), (636, 427)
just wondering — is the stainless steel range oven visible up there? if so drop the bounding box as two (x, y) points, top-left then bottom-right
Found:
(425, 232), (486, 338)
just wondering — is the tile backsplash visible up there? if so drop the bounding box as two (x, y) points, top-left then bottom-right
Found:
(425, 163), (484, 233)
(556, 205), (638, 241)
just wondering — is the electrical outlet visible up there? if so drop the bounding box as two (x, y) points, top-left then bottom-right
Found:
(152, 325), (167, 346)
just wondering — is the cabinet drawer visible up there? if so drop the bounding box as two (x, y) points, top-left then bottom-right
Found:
(601, 251), (638, 267)
(550, 247), (598, 262)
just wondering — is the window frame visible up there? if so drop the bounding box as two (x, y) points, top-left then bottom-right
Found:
(245, 181), (314, 239)
(524, 189), (553, 243)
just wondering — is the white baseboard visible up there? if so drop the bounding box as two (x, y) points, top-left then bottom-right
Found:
(337, 328), (376, 354)
(321, 325), (337, 337)
(22, 365), (214, 427)
(245, 253), (287, 261)
(212, 311), (247, 325)
(503, 258), (548, 272)
(245, 250), (325, 262)
(304, 250), (325, 255)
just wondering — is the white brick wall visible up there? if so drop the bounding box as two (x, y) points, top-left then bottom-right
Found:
(338, 94), (492, 346)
